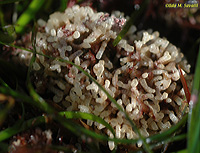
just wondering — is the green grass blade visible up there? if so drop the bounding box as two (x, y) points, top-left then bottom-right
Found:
(176, 149), (187, 153)
(59, 0), (68, 11)
(191, 46), (200, 94)
(56, 115), (109, 141)
(133, 134), (187, 153)
(0, 41), (33, 52)
(0, 77), (10, 88)
(0, 102), (25, 141)
(188, 46), (200, 153)
(188, 94), (200, 153)
(27, 26), (55, 112)
(0, 0), (24, 5)
(0, 86), (110, 143)
(164, 133), (186, 144)
(15, 0), (45, 33)
(112, 0), (149, 47)
(59, 111), (115, 136)
(0, 116), (46, 142)
(149, 114), (188, 142)
(0, 86), (48, 111)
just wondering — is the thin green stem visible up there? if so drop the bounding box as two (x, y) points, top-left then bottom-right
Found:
(59, 111), (115, 136)
(15, 0), (45, 33)
(190, 46), (200, 95)
(0, 77), (10, 88)
(188, 93), (200, 153)
(188, 46), (200, 153)
(164, 133), (186, 144)
(149, 114), (188, 142)
(112, 0), (149, 46)
(132, 134), (187, 153)
(0, 116), (46, 141)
